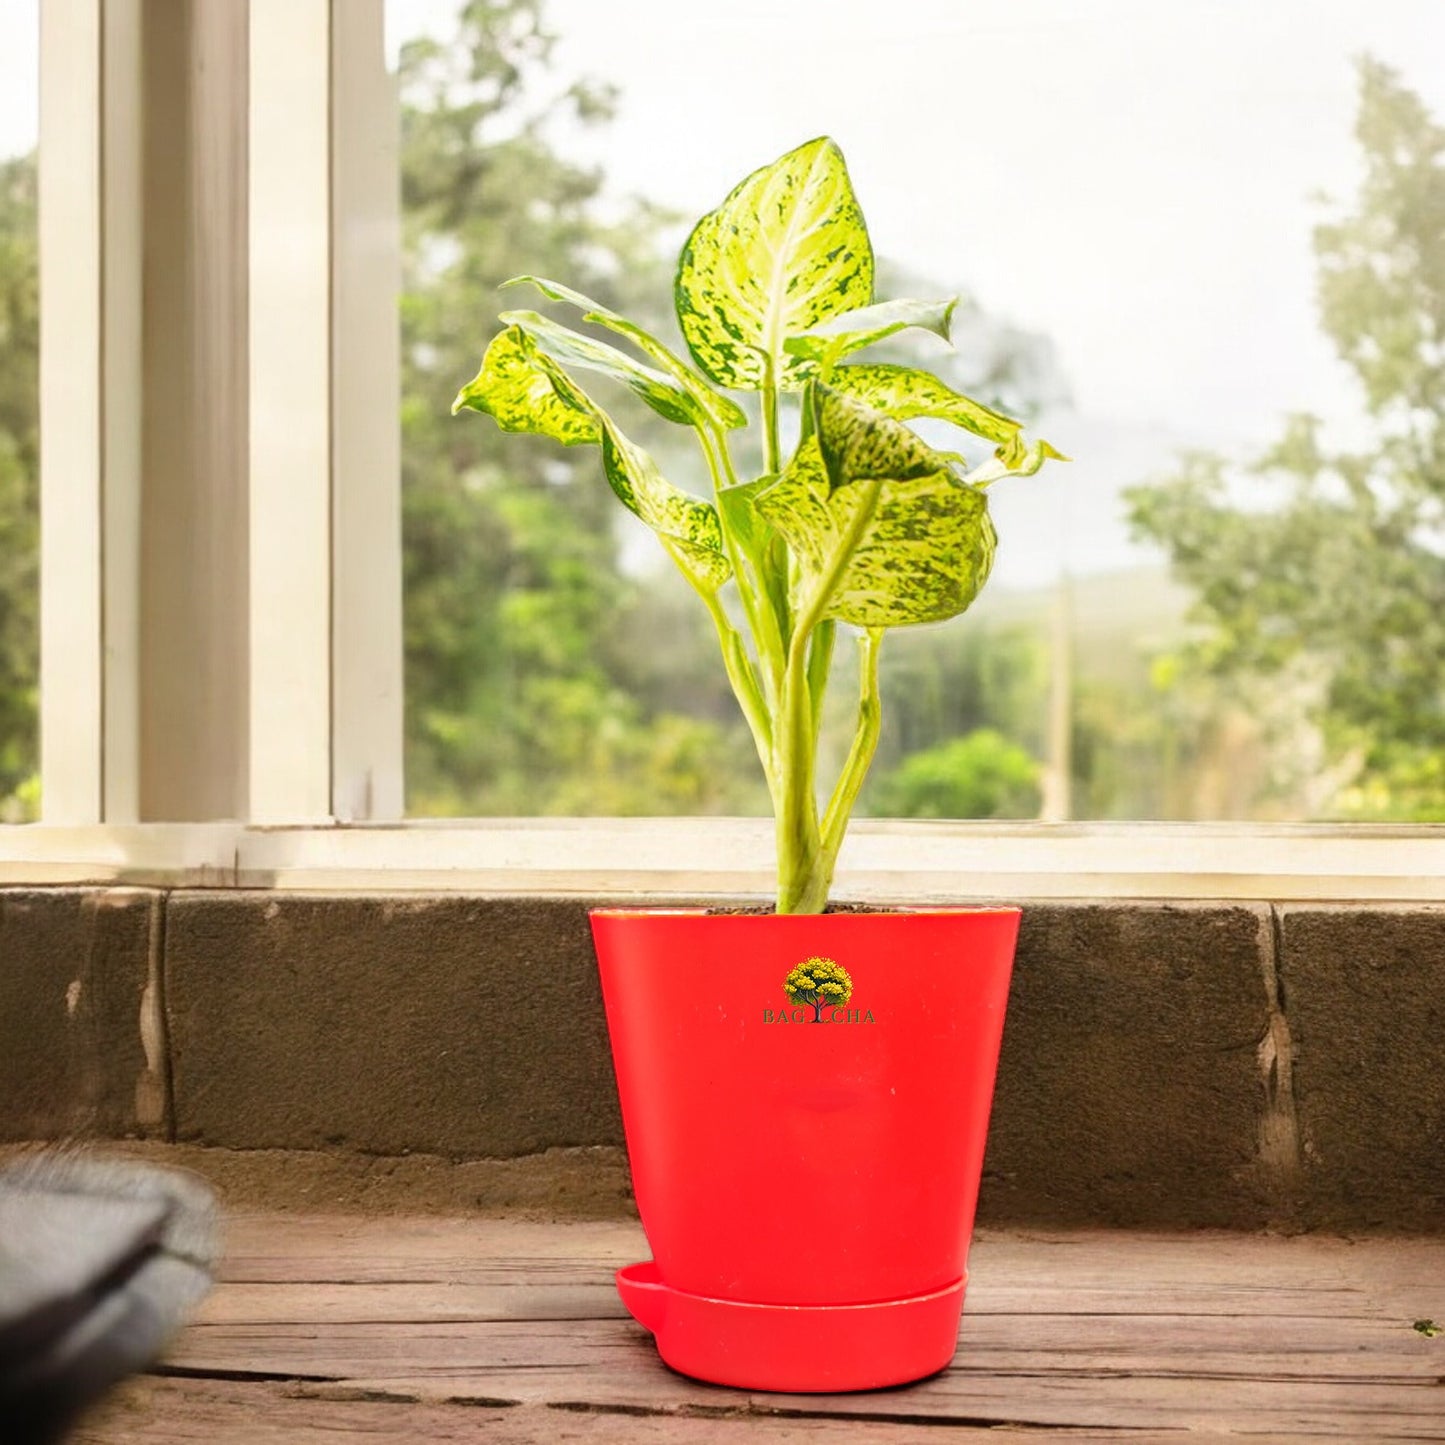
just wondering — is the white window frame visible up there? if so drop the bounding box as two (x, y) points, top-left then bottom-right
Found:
(11, 1), (1445, 902)
(37, 0), (402, 829)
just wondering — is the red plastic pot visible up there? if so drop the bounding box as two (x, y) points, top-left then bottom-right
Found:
(590, 906), (1019, 1392)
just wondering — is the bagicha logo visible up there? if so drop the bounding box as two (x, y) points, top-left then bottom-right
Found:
(763, 956), (876, 1024)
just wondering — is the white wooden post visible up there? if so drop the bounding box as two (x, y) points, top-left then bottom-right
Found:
(99, 0), (145, 823)
(249, 0), (403, 823)
(247, 0), (335, 823)
(331, 1), (405, 821)
(40, 0), (403, 825)
(137, 0), (251, 822)
(39, 0), (145, 824)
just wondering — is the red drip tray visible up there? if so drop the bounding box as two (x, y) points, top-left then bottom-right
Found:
(615, 1261), (966, 1393)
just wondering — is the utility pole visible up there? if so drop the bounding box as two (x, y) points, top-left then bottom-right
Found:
(1040, 570), (1073, 821)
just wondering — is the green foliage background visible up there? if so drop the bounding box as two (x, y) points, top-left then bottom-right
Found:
(1129, 61), (1445, 821)
(0, 9), (1439, 825)
(397, 0), (764, 816)
(0, 152), (37, 821)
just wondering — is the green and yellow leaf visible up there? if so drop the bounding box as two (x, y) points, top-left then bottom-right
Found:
(675, 137), (873, 391)
(598, 419), (732, 592)
(813, 383), (943, 489)
(716, 475), (775, 562)
(784, 297), (957, 368)
(717, 476), (790, 654)
(499, 308), (702, 428)
(503, 275), (747, 431)
(454, 325), (730, 595)
(826, 363), (1023, 449)
(451, 325), (599, 445)
(758, 395), (997, 629)
(831, 469), (996, 627)
(965, 436), (1070, 487)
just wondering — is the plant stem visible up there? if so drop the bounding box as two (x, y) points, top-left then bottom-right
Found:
(774, 631), (825, 913)
(806, 619), (835, 750)
(702, 424), (782, 712)
(820, 627), (883, 874)
(762, 370), (781, 477)
(773, 485), (883, 914)
(700, 590), (772, 776)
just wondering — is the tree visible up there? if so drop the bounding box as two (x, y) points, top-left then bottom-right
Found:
(0, 152), (37, 820)
(782, 956), (853, 1023)
(399, 2), (1073, 820)
(399, 0), (759, 815)
(1128, 61), (1445, 820)
(869, 729), (1041, 820)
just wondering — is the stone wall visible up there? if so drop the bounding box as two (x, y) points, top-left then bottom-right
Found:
(2, 888), (1440, 1230)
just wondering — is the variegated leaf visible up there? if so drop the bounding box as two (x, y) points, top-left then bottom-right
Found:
(755, 437), (853, 584)
(826, 363), (1023, 449)
(451, 326), (600, 445)
(499, 309), (701, 427)
(599, 420), (731, 592)
(454, 326), (730, 595)
(675, 137), (873, 391)
(717, 475), (774, 561)
(503, 275), (747, 431)
(831, 470), (996, 627)
(813, 383), (945, 490)
(718, 476), (791, 644)
(758, 435), (996, 629)
(784, 297), (957, 366)
(966, 436), (1070, 487)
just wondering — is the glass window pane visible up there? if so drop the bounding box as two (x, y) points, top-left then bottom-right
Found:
(390, 0), (1445, 822)
(0, 2), (39, 822)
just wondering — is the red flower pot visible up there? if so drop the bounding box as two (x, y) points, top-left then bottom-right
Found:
(590, 906), (1019, 1392)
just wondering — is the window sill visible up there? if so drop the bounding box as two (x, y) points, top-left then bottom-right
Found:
(3, 818), (1445, 900)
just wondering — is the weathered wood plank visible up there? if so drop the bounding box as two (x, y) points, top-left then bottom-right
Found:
(194, 1277), (1428, 1328)
(313, 1369), (1445, 1439)
(194, 1280), (627, 1324)
(76, 1375), (1179, 1444)
(214, 1217), (1444, 1315)
(169, 1312), (1444, 1383)
(159, 1314), (1445, 1436)
(78, 1215), (1445, 1441)
(754, 1374), (1445, 1437)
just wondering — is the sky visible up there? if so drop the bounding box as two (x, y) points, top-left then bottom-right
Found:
(4, 2), (1443, 586)
(0, 3), (37, 161)
(533, 0), (1422, 435)
(391, 0), (1445, 585)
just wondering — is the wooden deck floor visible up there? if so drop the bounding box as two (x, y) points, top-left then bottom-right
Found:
(75, 1215), (1445, 1443)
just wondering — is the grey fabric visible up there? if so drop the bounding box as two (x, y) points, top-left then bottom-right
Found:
(0, 1153), (219, 1444)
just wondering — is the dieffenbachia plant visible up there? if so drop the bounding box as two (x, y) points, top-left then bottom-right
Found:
(454, 137), (1064, 913)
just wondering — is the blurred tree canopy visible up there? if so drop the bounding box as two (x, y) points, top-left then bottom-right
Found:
(401, 0), (1063, 817)
(870, 729), (1041, 820)
(0, 153), (37, 820)
(1129, 61), (1445, 820)
(398, 0), (768, 814)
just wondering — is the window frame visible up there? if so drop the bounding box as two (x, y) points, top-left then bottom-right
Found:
(36, 0), (402, 828)
(4, 819), (1445, 902)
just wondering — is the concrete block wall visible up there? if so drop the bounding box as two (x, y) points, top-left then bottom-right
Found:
(2, 888), (1441, 1230)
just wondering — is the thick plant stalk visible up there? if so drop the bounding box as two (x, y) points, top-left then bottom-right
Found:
(769, 479), (883, 913)
(771, 629), (882, 913)
(774, 654), (827, 914)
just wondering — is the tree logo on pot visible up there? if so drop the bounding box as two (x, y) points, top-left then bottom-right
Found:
(763, 956), (875, 1024)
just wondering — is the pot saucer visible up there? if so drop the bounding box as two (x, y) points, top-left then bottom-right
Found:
(615, 1260), (966, 1392)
